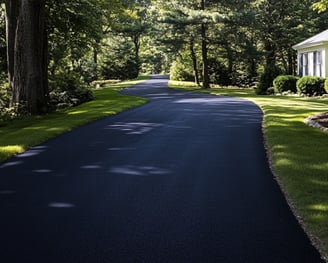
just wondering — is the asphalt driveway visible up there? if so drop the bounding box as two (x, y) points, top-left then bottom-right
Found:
(0, 75), (324, 262)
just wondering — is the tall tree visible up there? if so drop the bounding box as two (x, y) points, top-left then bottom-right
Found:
(154, 2), (200, 84)
(200, 0), (210, 89)
(155, 0), (220, 88)
(253, 0), (306, 92)
(110, 0), (152, 77)
(0, 3), (7, 76)
(5, 0), (48, 114)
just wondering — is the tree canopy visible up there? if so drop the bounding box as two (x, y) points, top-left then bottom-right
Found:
(313, 0), (328, 12)
(0, 0), (327, 116)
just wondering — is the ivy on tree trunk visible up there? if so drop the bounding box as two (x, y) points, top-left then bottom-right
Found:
(5, 0), (49, 115)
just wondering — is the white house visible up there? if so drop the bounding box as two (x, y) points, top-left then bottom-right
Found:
(292, 29), (328, 78)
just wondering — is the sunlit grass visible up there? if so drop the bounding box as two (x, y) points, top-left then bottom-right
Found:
(170, 80), (328, 259)
(0, 77), (149, 162)
(1, 145), (24, 160)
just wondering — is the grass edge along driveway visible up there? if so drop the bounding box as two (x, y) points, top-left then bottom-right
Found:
(0, 77), (149, 162)
(169, 80), (328, 262)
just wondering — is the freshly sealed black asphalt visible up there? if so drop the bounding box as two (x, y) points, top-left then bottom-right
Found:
(0, 75), (324, 262)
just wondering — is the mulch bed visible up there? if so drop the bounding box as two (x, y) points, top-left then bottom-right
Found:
(309, 112), (328, 128)
(305, 112), (328, 131)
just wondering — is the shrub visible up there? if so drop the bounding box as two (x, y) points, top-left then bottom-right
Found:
(273, 75), (299, 94)
(256, 64), (281, 95)
(324, 78), (328, 94)
(232, 72), (258, 88)
(0, 83), (16, 121)
(267, 87), (275, 95)
(170, 60), (194, 82)
(49, 71), (93, 109)
(208, 58), (231, 86)
(296, 76), (326, 96)
(101, 56), (138, 81)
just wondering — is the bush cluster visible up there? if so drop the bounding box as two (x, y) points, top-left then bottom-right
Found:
(273, 75), (299, 93)
(170, 60), (194, 82)
(324, 78), (328, 94)
(0, 83), (21, 122)
(101, 56), (139, 81)
(49, 71), (93, 109)
(296, 76), (326, 96)
(0, 71), (94, 121)
(272, 75), (327, 97)
(208, 58), (231, 86)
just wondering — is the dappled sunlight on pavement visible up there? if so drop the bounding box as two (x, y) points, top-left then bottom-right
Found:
(0, 75), (323, 263)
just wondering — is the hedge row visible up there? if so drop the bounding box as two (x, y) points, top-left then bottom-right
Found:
(273, 75), (327, 96)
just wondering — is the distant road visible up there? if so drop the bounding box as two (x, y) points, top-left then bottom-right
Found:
(0, 75), (323, 262)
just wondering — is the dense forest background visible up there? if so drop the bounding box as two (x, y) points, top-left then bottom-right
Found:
(1, 0), (328, 118)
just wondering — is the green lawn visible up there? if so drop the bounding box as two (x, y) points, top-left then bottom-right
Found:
(170, 80), (328, 260)
(0, 78), (149, 162)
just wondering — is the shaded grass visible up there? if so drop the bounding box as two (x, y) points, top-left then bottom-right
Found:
(0, 78), (149, 162)
(170, 80), (328, 260)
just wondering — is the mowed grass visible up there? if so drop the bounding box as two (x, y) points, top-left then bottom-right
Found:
(0, 77), (149, 162)
(170, 80), (328, 259)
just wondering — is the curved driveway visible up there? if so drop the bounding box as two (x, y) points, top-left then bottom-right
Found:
(0, 76), (324, 262)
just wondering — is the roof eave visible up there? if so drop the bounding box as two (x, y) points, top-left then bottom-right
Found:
(293, 41), (328, 51)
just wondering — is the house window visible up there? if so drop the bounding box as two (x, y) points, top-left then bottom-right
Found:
(299, 51), (323, 77)
(298, 54), (303, 76)
(314, 51), (323, 77)
(303, 53), (308, 76)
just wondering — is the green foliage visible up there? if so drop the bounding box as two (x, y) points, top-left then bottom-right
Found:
(0, 83), (15, 121)
(208, 58), (231, 86)
(47, 1), (103, 77)
(100, 38), (139, 80)
(273, 75), (299, 93)
(140, 38), (172, 74)
(233, 72), (258, 88)
(0, 83), (28, 121)
(2, 0), (328, 115)
(141, 51), (167, 74)
(313, 0), (328, 12)
(170, 59), (194, 82)
(49, 71), (93, 109)
(256, 64), (281, 95)
(296, 76), (326, 96)
(266, 86), (275, 95)
(101, 57), (138, 80)
(325, 78), (328, 93)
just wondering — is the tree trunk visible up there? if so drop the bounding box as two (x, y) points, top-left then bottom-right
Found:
(287, 48), (294, 75)
(189, 34), (200, 86)
(200, 0), (210, 89)
(133, 33), (141, 76)
(93, 41), (99, 80)
(264, 41), (276, 67)
(5, 0), (19, 90)
(226, 44), (233, 84)
(6, 0), (49, 114)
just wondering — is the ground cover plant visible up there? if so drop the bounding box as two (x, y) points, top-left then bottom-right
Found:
(169, 80), (328, 260)
(0, 77), (149, 162)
